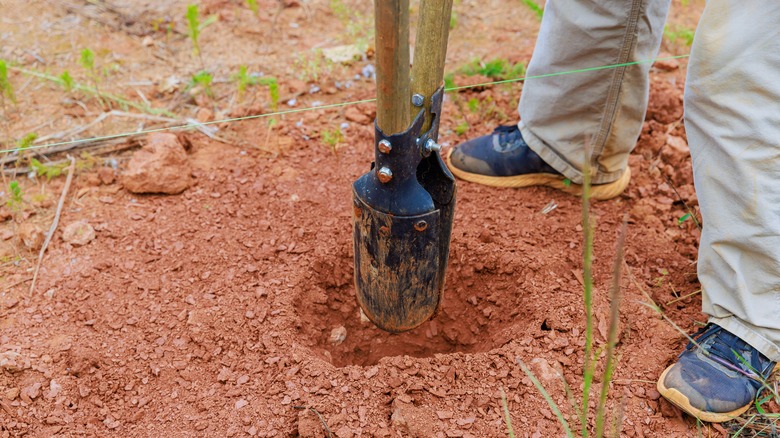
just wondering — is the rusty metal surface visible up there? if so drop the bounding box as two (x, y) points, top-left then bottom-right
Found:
(352, 196), (441, 333)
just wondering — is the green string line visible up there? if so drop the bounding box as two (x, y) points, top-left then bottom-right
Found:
(0, 54), (689, 156)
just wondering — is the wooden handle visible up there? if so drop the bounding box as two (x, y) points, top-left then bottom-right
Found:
(411, 0), (453, 133)
(374, 0), (411, 135)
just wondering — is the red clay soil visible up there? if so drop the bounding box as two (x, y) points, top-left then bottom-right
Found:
(2, 63), (747, 437)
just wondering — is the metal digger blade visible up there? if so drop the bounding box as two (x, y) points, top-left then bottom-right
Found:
(352, 88), (456, 333)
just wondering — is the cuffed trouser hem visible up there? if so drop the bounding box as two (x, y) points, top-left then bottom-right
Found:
(518, 120), (628, 185)
(710, 316), (780, 363)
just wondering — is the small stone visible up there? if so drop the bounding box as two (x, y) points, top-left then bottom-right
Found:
(4, 387), (20, 400)
(217, 367), (231, 383)
(235, 399), (248, 409)
(335, 425), (353, 438)
(18, 223), (45, 251)
(22, 382), (42, 401)
(330, 326), (347, 345)
(436, 411), (453, 419)
(62, 220), (96, 246)
(647, 388), (661, 401)
(121, 133), (192, 194)
(0, 351), (22, 372)
(46, 380), (62, 399)
(97, 167), (116, 185)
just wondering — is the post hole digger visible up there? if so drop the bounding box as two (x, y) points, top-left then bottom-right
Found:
(352, 0), (456, 333)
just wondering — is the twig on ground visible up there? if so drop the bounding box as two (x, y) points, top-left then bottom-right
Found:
(292, 406), (333, 438)
(29, 155), (76, 296)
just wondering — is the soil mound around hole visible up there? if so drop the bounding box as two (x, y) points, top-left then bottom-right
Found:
(295, 243), (538, 367)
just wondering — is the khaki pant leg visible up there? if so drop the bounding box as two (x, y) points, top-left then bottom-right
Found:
(685, 1), (780, 361)
(518, 0), (670, 184)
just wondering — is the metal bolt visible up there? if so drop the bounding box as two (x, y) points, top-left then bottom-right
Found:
(378, 139), (392, 154)
(412, 94), (424, 107)
(424, 138), (442, 155)
(377, 167), (393, 183)
(414, 220), (428, 232)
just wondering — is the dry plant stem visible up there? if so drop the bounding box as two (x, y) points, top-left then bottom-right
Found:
(29, 155), (76, 296)
(517, 357), (574, 437)
(581, 143), (595, 438)
(662, 172), (702, 231)
(500, 387), (516, 438)
(594, 214), (628, 438)
(292, 406), (333, 438)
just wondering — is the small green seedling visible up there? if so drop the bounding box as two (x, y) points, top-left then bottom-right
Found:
(664, 25), (695, 47)
(190, 70), (214, 97)
(322, 128), (344, 154)
(233, 65), (261, 101)
(454, 121), (469, 136)
(60, 71), (75, 92)
(258, 76), (279, 110)
(6, 181), (23, 212)
(467, 97), (480, 113)
(521, 0), (544, 21)
(80, 48), (108, 108)
(16, 132), (37, 151)
(677, 212), (692, 225)
(186, 4), (218, 62)
(246, 0), (259, 16)
(30, 158), (67, 180)
(0, 59), (16, 104)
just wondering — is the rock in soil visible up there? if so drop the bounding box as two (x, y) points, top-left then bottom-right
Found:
(329, 326), (347, 345)
(121, 133), (192, 194)
(62, 220), (96, 246)
(19, 222), (45, 250)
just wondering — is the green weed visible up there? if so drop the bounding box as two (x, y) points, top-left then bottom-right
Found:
(0, 59), (16, 104)
(664, 25), (695, 47)
(322, 128), (344, 154)
(293, 50), (333, 82)
(459, 58), (526, 80)
(258, 76), (279, 110)
(16, 133), (37, 150)
(521, 0), (544, 21)
(80, 48), (109, 108)
(11, 65), (173, 116)
(6, 181), (23, 212)
(454, 121), (469, 136)
(246, 0), (259, 16)
(30, 158), (67, 180)
(186, 4), (218, 62)
(60, 71), (75, 92)
(329, 0), (373, 52)
(190, 70), (214, 97)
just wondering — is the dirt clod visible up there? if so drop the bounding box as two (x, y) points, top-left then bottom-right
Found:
(62, 220), (96, 246)
(121, 133), (192, 194)
(19, 222), (45, 250)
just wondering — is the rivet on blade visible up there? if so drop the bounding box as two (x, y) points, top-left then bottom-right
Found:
(377, 167), (393, 183)
(378, 139), (392, 154)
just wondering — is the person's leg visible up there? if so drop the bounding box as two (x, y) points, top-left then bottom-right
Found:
(658, 0), (780, 423)
(447, 0), (670, 200)
(519, 0), (670, 184)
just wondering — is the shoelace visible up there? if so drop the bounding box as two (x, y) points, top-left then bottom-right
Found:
(492, 125), (524, 152)
(686, 324), (771, 386)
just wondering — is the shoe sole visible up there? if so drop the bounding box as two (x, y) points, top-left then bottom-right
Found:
(656, 365), (752, 423)
(445, 148), (631, 201)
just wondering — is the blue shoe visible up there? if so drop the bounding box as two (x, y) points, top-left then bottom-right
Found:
(657, 324), (777, 423)
(445, 125), (631, 200)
